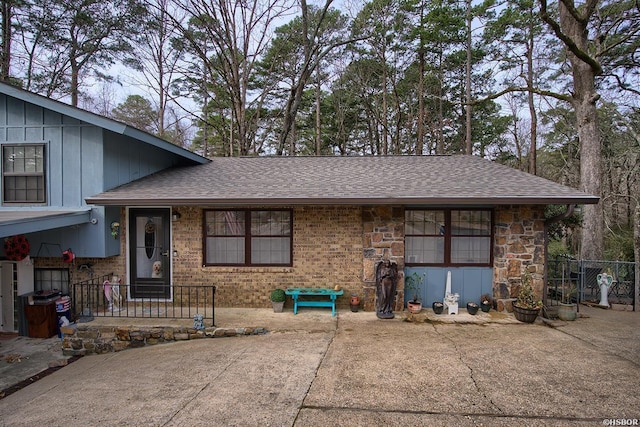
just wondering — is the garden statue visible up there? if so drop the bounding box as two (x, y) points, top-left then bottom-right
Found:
(597, 273), (613, 307)
(103, 276), (122, 312)
(193, 313), (205, 330)
(376, 259), (398, 319)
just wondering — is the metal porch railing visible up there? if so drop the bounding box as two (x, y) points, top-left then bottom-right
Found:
(70, 274), (217, 326)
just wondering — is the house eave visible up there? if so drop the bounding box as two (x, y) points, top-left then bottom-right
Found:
(0, 209), (91, 237)
(84, 196), (600, 207)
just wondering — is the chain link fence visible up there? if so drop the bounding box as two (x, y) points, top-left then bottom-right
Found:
(547, 255), (636, 308)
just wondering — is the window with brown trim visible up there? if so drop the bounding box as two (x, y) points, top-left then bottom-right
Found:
(405, 209), (493, 266)
(204, 209), (292, 266)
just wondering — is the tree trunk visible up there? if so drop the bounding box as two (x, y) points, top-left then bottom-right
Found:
(634, 202), (639, 312)
(526, 20), (537, 175)
(70, 59), (79, 107)
(464, 0), (472, 155)
(381, 50), (388, 156)
(417, 44), (425, 155)
(558, 0), (604, 261)
(315, 65), (321, 155)
(1, 0), (12, 81)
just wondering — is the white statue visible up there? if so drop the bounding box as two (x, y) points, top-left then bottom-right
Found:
(103, 276), (122, 312)
(597, 273), (613, 307)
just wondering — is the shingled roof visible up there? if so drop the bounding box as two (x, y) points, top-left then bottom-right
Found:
(85, 155), (599, 206)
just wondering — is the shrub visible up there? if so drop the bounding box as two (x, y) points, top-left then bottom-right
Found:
(270, 288), (286, 302)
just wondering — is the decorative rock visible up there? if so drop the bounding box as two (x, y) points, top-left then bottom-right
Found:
(69, 338), (84, 350)
(496, 298), (516, 312)
(62, 348), (86, 357)
(150, 328), (164, 339)
(60, 326), (76, 336)
(77, 330), (99, 339)
(163, 328), (175, 340)
(94, 343), (112, 354)
(115, 328), (131, 341)
(48, 359), (68, 368)
(112, 341), (130, 352)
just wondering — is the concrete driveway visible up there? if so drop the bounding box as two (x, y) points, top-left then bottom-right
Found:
(0, 306), (638, 426)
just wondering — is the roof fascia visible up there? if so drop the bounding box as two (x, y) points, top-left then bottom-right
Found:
(0, 210), (91, 237)
(84, 196), (600, 207)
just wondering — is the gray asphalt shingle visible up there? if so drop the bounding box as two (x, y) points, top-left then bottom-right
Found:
(85, 155), (599, 206)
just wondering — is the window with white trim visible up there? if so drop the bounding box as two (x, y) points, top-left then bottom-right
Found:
(2, 144), (46, 204)
(405, 209), (493, 266)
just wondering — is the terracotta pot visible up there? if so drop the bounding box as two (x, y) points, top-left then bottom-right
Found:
(350, 295), (360, 312)
(407, 301), (422, 313)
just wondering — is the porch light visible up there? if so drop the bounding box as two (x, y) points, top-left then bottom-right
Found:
(172, 211), (181, 222)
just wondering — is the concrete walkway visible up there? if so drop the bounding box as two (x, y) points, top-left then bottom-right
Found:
(0, 306), (638, 426)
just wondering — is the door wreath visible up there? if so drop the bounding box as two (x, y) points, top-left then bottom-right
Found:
(4, 234), (30, 261)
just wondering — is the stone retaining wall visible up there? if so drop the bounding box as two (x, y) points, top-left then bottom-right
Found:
(60, 324), (267, 356)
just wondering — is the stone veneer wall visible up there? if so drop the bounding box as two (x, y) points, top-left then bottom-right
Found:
(60, 324), (266, 356)
(493, 205), (546, 305)
(362, 207), (405, 312)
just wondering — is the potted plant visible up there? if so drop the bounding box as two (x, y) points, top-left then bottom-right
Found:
(432, 301), (444, 314)
(557, 284), (577, 321)
(270, 288), (286, 313)
(466, 301), (479, 315)
(405, 271), (425, 313)
(512, 271), (543, 323)
(350, 294), (360, 312)
(480, 294), (493, 312)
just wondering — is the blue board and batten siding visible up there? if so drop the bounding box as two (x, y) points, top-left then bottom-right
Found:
(404, 267), (493, 307)
(0, 92), (191, 257)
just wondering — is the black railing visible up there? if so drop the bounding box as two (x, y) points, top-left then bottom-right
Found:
(71, 275), (216, 326)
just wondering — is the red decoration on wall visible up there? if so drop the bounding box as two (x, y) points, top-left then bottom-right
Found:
(4, 235), (31, 261)
(62, 249), (75, 263)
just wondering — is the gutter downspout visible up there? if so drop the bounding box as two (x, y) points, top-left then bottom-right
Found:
(543, 204), (576, 315)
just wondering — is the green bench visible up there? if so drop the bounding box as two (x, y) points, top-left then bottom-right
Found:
(285, 288), (344, 316)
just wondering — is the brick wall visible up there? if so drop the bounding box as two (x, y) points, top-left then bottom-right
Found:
(171, 205), (364, 309)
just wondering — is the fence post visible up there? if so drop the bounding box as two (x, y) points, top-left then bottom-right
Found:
(212, 285), (216, 327)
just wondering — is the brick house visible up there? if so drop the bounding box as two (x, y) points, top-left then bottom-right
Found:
(86, 155), (598, 312)
(0, 82), (599, 327)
